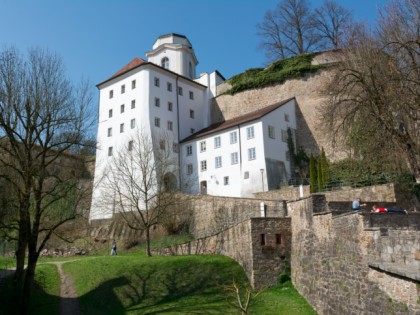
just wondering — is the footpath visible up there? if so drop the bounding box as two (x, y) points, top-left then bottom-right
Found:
(0, 261), (80, 315)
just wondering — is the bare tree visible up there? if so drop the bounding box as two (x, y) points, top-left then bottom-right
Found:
(313, 0), (353, 49)
(257, 0), (319, 61)
(100, 129), (183, 257)
(322, 0), (420, 182)
(0, 47), (94, 314)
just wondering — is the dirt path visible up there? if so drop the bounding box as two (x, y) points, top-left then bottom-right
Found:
(51, 261), (81, 315)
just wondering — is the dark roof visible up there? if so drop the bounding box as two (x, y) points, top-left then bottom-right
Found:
(181, 97), (295, 143)
(97, 57), (206, 88)
(97, 58), (147, 87)
(158, 33), (187, 40)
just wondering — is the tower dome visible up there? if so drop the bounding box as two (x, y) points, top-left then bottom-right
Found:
(146, 33), (198, 79)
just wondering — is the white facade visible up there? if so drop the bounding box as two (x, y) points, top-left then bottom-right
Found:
(180, 98), (297, 198)
(89, 33), (297, 221)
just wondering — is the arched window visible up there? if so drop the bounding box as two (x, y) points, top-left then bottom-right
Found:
(161, 57), (169, 69)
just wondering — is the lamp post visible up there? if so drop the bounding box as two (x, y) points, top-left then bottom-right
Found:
(260, 168), (264, 192)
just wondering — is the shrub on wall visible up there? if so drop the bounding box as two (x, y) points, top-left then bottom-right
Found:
(225, 53), (324, 95)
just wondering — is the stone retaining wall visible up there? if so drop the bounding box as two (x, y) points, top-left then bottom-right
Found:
(153, 217), (291, 290)
(290, 195), (420, 315)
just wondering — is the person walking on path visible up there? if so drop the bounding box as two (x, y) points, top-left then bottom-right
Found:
(111, 240), (117, 256)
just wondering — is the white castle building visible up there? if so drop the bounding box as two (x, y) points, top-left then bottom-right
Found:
(90, 33), (297, 221)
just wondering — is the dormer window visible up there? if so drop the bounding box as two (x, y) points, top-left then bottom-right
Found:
(161, 57), (169, 69)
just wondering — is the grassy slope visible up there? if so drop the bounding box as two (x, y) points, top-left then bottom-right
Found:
(63, 252), (316, 314)
(0, 264), (60, 315)
(0, 244), (316, 314)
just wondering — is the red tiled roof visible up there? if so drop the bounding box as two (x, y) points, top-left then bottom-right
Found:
(108, 57), (147, 81)
(181, 97), (295, 142)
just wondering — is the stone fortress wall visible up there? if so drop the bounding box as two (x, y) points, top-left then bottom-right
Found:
(212, 50), (346, 161)
(289, 195), (420, 315)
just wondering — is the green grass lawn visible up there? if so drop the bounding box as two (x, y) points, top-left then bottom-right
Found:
(1, 240), (316, 314)
(0, 263), (60, 315)
(63, 252), (316, 314)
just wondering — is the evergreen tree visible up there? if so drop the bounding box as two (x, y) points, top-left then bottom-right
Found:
(320, 148), (330, 190)
(317, 154), (323, 191)
(309, 153), (317, 193)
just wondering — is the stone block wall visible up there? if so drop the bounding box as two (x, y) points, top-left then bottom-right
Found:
(250, 218), (291, 289)
(290, 196), (420, 315)
(213, 66), (341, 160)
(153, 217), (291, 290)
(188, 195), (287, 239)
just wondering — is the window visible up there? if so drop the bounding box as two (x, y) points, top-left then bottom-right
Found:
(131, 100), (136, 109)
(155, 97), (160, 107)
(189, 62), (193, 78)
(107, 127), (112, 137)
(231, 152), (238, 164)
(190, 110), (195, 118)
(260, 234), (266, 246)
(131, 119), (135, 129)
(248, 147), (256, 160)
(230, 131), (237, 144)
(132, 80), (136, 89)
(276, 234), (282, 245)
(161, 57), (169, 69)
(167, 120), (173, 131)
(128, 140), (133, 151)
(160, 139), (165, 150)
(247, 126), (255, 139)
(190, 128), (195, 134)
(285, 113), (290, 122)
(268, 125), (275, 139)
(168, 102), (173, 111)
(172, 142), (178, 153)
(154, 77), (160, 87)
(189, 91), (194, 100)
(186, 145), (192, 156)
(167, 82), (172, 91)
(109, 109), (113, 118)
(120, 104), (125, 113)
(224, 176), (229, 185)
(120, 123), (124, 133)
(215, 156), (222, 168)
(108, 147), (113, 156)
(187, 164), (193, 175)
(154, 117), (160, 127)
(109, 90), (113, 99)
(178, 86), (183, 95)
(200, 141), (206, 152)
(214, 136), (221, 148)
(200, 160), (207, 171)
(244, 171), (249, 179)
(281, 129), (287, 142)
(121, 85), (125, 94)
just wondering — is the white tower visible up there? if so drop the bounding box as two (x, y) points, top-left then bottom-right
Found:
(146, 33), (198, 79)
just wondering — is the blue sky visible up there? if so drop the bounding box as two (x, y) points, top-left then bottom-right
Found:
(1, 0), (386, 96)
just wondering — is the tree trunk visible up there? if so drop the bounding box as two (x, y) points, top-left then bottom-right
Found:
(20, 208), (41, 315)
(145, 226), (151, 257)
(20, 250), (37, 315)
(13, 202), (30, 296)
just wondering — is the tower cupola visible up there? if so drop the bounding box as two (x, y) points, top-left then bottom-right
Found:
(146, 33), (198, 79)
